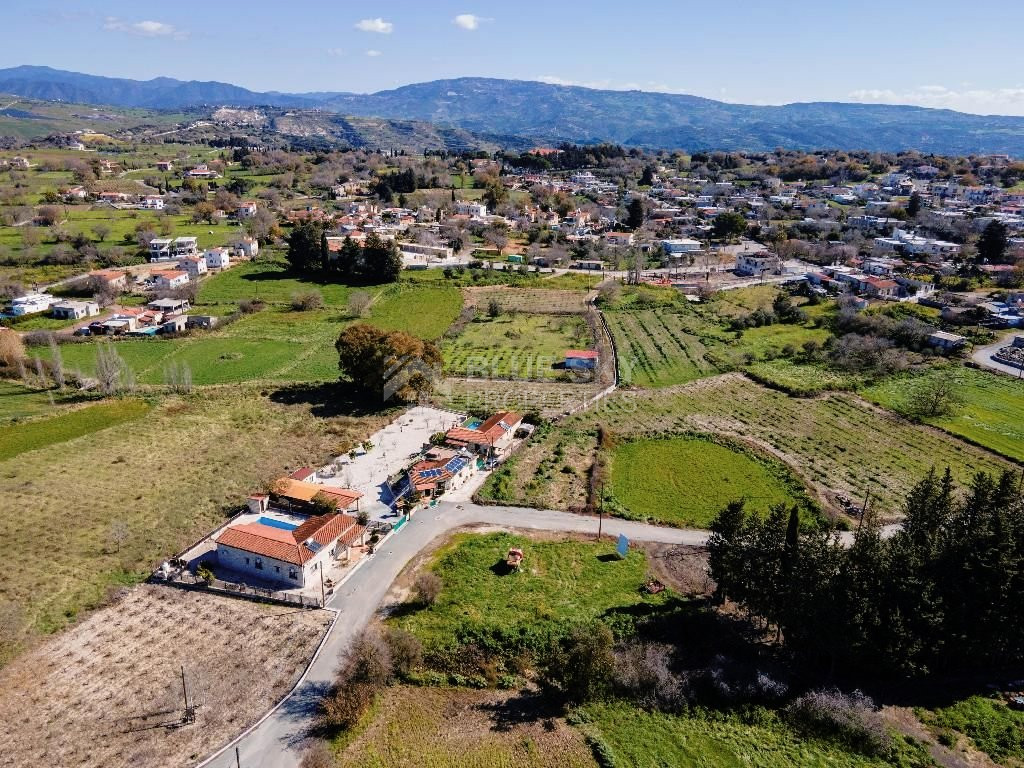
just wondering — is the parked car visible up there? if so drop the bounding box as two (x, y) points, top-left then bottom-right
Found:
(72, 326), (92, 336)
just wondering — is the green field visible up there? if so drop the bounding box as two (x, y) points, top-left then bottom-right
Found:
(745, 360), (867, 396)
(862, 366), (1024, 462)
(443, 313), (592, 380)
(393, 532), (668, 661)
(33, 280), (462, 387)
(0, 398), (150, 461)
(0, 381), (94, 423)
(583, 703), (899, 768)
(608, 436), (809, 527)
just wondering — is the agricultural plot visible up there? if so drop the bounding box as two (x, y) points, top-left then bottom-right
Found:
(567, 374), (1013, 519)
(443, 313), (593, 381)
(606, 308), (724, 388)
(862, 366), (1024, 462)
(608, 436), (810, 528)
(745, 360), (866, 396)
(462, 286), (591, 314)
(434, 378), (604, 419)
(0, 585), (331, 768)
(0, 389), (384, 649)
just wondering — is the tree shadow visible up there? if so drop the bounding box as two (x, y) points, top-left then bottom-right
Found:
(268, 381), (395, 419)
(490, 559), (516, 576)
(596, 553), (620, 563)
(475, 690), (560, 733)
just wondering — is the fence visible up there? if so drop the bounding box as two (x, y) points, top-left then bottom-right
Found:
(159, 570), (325, 608)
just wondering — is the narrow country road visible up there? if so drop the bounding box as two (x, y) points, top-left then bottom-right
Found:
(198, 501), (896, 768)
(198, 502), (707, 768)
(971, 332), (1024, 378)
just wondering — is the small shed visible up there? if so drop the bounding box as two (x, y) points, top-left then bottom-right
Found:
(564, 349), (599, 370)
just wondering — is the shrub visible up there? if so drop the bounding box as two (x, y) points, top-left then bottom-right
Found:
(786, 688), (891, 757)
(413, 572), (442, 606)
(386, 628), (422, 677)
(238, 298), (265, 314)
(291, 290), (324, 311)
(539, 622), (615, 707)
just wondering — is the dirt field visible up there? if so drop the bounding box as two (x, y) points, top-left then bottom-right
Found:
(0, 584), (332, 768)
(336, 682), (596, 768)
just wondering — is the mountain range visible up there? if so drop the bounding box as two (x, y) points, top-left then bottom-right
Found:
(3, 65), (1024, 155)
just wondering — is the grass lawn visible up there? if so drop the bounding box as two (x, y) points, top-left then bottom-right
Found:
(0, 389), (386, 645)
(862, 366), (1024, 462)
(922, 696), (1024, 763)
(583, 703), (899, 768)
(335, 686), (596, 768)
(745, 360), (867, 396)
(608, 436), (809, 527)
(197, 257), (359, 306)
(0, 398), (150, 461)
(443, 313), (592, 380)
(393, 532), (669, 659)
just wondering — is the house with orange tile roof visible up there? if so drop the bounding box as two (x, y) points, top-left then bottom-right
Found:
(444, 412), (523, 458)
(214, 511), (365, 587)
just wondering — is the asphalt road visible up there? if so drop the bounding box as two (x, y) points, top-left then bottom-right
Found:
(971, 333), (1024, 378)
(198, 502), (708, 768)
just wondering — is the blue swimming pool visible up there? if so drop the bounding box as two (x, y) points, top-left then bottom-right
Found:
(463, 418), (483, 429)
(258, 516), (298, 531)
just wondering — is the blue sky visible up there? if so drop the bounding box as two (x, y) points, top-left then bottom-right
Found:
(6, 0), (1024, 115)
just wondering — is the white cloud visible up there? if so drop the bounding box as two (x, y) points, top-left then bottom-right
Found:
(366, 49), (382, 57)
(848, 85), (1024, 116)
(453, 14), (482, 30)
(355, 18), (393, 34)
(104, 17), (184, 39)
(326, 48), (345, 57)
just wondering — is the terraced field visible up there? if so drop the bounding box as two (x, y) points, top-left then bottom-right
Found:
(462, 286), (591, 314)
(606, 308), (724, 387)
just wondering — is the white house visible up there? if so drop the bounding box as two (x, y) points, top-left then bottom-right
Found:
(51, 300), (100, 320)
(660, 238), (702, 255)
(236, 201), (258, 219)
(179, 256), (208, 280)
(233, 236), (259, 259)
(149, 236), (199, 261)
(10, 293), (56, 315)
(154, 270), (190, 290)
(445, 411), (523, 458)
(454, 201), (488, 218)
(140, 195), (164, 210)
(735, 251), (783, 277)
(205, 247), (231, 270)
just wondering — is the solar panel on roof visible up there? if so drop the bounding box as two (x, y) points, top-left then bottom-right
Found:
(305, 539), (322, 553)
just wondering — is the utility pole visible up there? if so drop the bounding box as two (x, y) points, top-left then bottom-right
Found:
(320, 567), (326, 607)
(596, 481), (604, 541)
(235, 747), (241, 768)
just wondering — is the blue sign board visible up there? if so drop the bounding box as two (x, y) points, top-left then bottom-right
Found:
(616, 534), (629, 559)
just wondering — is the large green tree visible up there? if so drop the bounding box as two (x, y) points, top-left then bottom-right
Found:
(335, 323), (442, 403)
(285, 220), (327, 273)
(712, 211), (748, 240)
(978, 220), (1009, 264)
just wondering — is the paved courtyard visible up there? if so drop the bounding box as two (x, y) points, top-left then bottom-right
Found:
(318, 405), (467, 521)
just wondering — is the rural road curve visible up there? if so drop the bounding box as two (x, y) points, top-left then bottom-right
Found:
(199, 501), (893, 768)
(198, 502), (708, 768)
(971, 333), (1024, 378)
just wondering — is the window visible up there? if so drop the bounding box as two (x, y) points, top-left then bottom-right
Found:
(245, 557), (250, 565)
(255, 558), (263, 570)
(274, 566), (280, 573)
(288, 567), (298, 580)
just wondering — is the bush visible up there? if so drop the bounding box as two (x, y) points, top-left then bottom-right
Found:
(291, 290), (324, 311)
(413, 572), (442, 606)
(539, 622), (615, 707)
(299, 741), (334, 768)
(786, 688), (891, 757)
(386, 628), (423, 677)
(238, 298), (265, 314)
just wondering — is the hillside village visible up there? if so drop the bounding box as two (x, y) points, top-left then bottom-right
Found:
(1, 128), (1024, 768)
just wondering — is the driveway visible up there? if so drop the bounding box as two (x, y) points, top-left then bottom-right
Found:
(971, 333), (1024, 378)
(198, 502), (706, 768)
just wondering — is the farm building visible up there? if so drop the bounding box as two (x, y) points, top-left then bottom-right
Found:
(927, 331), (967, 351)
(564, 349), (599, 370)
(251, 477), (363, 515)
(407, 448), (476, 499)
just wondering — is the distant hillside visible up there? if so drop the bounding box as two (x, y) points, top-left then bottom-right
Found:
(4, 66), (1024, 154)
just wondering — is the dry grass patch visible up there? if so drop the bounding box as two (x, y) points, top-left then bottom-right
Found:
(462, 286), (591, 314)
(336, 684), (596, 768)
(0, 585), (331, 768)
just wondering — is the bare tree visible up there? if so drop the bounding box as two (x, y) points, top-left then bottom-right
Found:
(95, 343), (131, 395)
(48, 336), (65, 389)
(347, 290), (372, 318)
(108, 520), (130, 553)
(92, 223), (111, 242)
